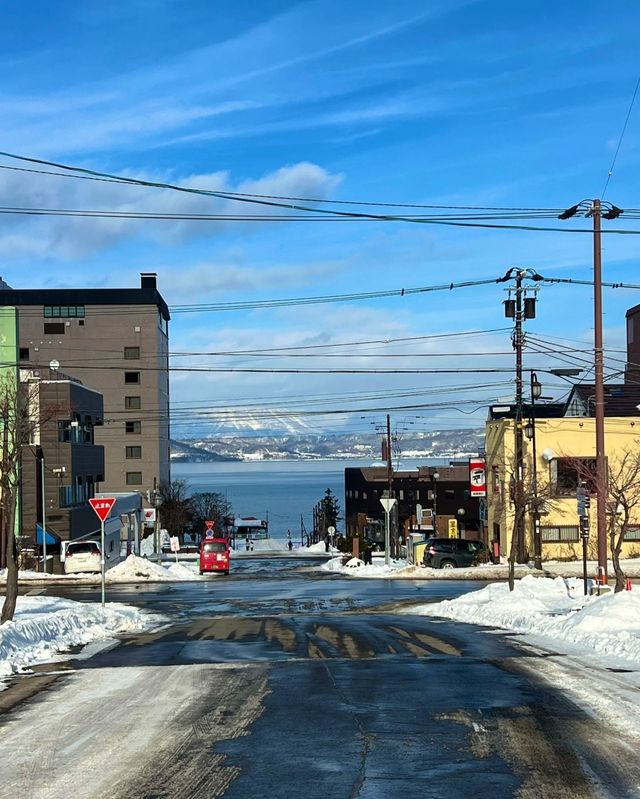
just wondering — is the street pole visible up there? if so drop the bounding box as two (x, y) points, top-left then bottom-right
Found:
(386, 414), (394, 557)
(100, 518), (105, 608)
(432, 471), (439, 535)
(530, 373), (541, 570)
(591, 199), (608, 586)
(380, 495), (396, 567)
(513, 270), (526, 563)
(40, 454), (47, 574)
(559, 199), (624, 584)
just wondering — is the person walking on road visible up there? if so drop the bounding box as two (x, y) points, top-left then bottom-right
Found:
(287, 530), (293, 551)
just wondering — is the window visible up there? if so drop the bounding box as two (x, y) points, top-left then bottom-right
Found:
(59, 485), (73, 507)
(124, 371), (140, 384)
(125, 396), (141, 410)
(125, 421), (141, 434)
(551, 457), (598, 496)
(19, 347), (29, 360)
(398, 489), (404, 500)
(44, 305), (85, 318)
(625, 526), (640, 541)
(124, 346), (140, 360)
(126, 446), (142, 459)
(126, 471), (143, 485)
(44, 322), (65, 334)
(541, 525), (580, 543)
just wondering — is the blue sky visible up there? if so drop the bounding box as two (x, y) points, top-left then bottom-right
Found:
(1, 1), (640, 438)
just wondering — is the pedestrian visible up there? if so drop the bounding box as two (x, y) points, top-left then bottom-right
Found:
(363, 541), (373, 566)
(287, 530), (293, 551)
(246, 533), (250, 552)
(324, 532), (331, 553)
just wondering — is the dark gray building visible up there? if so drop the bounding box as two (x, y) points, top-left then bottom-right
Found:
(20, 371), (105, 544)
(0, 273), (170, 495)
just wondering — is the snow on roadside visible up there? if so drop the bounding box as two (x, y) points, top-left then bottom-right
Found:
(321, 555), (411, 577)
(408, 575), (640, 665)
(0, 595), (162, 679)
(106, 554), (204, 582)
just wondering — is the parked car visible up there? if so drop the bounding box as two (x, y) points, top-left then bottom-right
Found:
(422, 538), (487, 569)
(199, 537), (230, 575)
(63, 540), (102, 574)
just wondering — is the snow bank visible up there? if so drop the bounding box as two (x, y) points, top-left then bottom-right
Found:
(410, 576), (640, 664)
(106, 554), (203, 582)
(320, 555), (412, 578)
(0, 595), (160, 678)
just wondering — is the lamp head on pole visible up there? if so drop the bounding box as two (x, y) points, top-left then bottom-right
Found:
(531, 372), (542, 400)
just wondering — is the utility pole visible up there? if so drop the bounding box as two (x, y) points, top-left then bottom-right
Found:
(590, 199), (608, 586)
(386, 414), (392, 497)
(500, 267), (542, 563)
(513, 271), (525, 563)
(559, 200), (623, 586)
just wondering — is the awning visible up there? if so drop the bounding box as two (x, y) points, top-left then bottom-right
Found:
(35, 523), (61, 546)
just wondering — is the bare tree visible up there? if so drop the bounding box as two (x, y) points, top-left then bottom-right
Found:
(498, 470), (559, 591)
(188, 492), (233, 540)
(572, 448), (640, 593)
(1, 376), (43, 623)
(157, 479), (192, 538)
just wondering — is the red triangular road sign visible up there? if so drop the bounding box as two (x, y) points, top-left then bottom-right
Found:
(89, 497), (116, 522)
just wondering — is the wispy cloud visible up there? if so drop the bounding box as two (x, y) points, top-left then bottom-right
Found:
(0, 161), (342, 260)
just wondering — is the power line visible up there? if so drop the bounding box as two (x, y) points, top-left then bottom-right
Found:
(603, 76), (640, 199)
(1, 151), (640, 233)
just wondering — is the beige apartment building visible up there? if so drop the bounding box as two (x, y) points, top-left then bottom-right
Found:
(0, 273), (170, 496)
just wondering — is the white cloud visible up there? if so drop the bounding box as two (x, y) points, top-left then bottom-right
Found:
(0, 161), (342, 261)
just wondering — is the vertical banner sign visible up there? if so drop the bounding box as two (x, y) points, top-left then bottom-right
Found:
(469, 458), (487, 498)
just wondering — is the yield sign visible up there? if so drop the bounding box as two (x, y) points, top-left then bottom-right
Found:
(89, 497), (116, 522)
(205, 520), (215, 530)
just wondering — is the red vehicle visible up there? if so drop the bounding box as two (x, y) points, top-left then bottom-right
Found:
(199, 537), (230, 575)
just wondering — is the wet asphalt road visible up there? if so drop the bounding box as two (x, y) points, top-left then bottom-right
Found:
(3, 558), (640, 798)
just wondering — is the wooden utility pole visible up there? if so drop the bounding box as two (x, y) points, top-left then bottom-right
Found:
(512, 271), (526, 563)
(559, 198), (624, 585)
(590, 199), (608, 585)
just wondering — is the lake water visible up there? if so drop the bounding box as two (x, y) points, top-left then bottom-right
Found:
(172, 458), (444, 541)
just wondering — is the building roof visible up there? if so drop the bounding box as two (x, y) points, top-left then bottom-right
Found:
(564, 383), (640, 417)
(348, 464), (471, 482)
(0, 273), (170, 321)
(487, 402), (566, 421)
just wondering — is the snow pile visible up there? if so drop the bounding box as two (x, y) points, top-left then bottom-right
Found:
(411, 576), (640, 664)
(107, 554), (202, 582)
(320, 555), (411, 578)
(0, 595), (160, 678)
(165, 561), (203, 580)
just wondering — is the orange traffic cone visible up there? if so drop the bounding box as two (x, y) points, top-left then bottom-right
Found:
(626, 577), (632, 591)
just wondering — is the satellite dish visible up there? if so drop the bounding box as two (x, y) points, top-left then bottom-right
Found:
(541, 448), (556, 461)
(49, 359), (60, 371)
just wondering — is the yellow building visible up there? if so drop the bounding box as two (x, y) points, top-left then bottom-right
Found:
(485, 384), (640, 562)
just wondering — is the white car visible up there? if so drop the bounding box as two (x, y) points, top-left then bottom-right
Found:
(63, 540), (102, 574)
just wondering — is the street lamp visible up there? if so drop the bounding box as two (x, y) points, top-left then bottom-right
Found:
(432, 471), (440, 535)
(456, 507), (466, 538)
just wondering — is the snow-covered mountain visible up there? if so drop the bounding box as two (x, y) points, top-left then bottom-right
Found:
(171, 428), (485, 462)
(179, 410), (324, 437)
